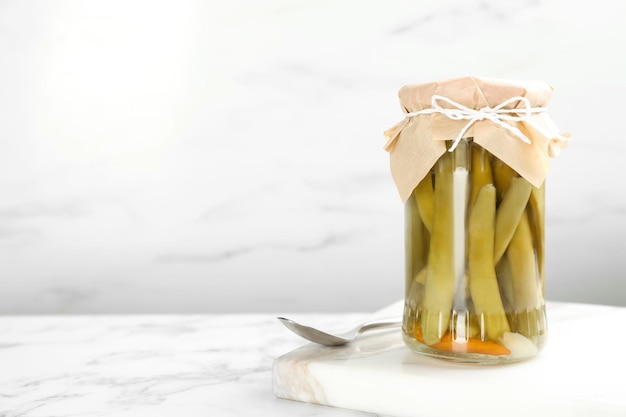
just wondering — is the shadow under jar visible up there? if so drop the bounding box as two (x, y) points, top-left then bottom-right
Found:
(403, 138), (547, 363)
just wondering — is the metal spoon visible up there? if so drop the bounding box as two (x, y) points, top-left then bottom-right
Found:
(277, 316), (402, 346)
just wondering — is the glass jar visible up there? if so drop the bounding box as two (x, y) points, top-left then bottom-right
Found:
(384, 77), (569, 364)
(402, 138), (547, 363)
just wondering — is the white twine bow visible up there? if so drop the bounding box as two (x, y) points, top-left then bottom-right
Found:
(405, 95), (546, 152)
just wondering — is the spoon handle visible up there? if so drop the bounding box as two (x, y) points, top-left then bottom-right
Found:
(355, 318), (402, 334)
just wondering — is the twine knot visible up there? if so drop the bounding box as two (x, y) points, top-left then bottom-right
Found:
(406, 95), (546, 151)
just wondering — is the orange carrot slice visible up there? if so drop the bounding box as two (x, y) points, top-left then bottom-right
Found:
(413, 327), (511, 356)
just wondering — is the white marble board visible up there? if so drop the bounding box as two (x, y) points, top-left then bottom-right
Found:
(273, 302), (626, 417)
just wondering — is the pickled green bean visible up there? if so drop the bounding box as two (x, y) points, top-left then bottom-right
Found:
(507, 212), (540, 338)
(415, 175), (434, 233)
(468, 184), (511, 342)
(494, 177), (532, 264)
(420, 152), (455, 345)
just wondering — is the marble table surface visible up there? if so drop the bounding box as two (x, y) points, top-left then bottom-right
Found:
(0, 310), (375, 416)
(2, 301), (625, 416)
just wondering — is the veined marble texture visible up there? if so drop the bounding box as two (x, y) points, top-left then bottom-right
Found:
(1, 0), (625, 313)
(0, 311), (373, 416)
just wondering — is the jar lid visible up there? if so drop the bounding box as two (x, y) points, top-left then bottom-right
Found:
(383, 76), (569, 202)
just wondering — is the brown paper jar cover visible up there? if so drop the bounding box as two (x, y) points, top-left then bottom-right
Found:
(383, 76), (570, 202)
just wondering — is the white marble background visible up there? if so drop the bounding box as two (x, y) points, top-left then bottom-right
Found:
(1, 0), (625, 314)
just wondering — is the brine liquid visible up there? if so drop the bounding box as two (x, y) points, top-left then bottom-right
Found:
(402, 304), (547, 363)
(403, 140), (546, 363)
